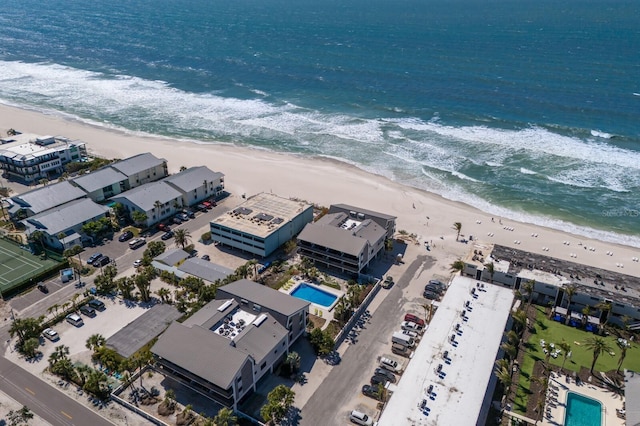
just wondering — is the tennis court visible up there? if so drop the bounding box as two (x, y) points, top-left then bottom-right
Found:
(0, 238), (60, 295)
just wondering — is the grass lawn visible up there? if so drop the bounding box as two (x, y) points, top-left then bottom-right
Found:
(513, 306), (640, 414)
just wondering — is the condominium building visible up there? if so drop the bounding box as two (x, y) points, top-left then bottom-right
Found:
(297, 204), (396, 275)
(210, 193), (313, 258)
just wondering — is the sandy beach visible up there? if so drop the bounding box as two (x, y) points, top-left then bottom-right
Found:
(0, 103), (638, 277)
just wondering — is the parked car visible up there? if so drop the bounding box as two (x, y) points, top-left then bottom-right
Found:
(349, 410), (374, 426)
(88, 299), (106, 311)
(178, 212), (189, 221)
(161, 230), (174, 240)
(133, 259), (142, 268)
(428, 279), (446, 290)
(361, 384), (379, 400)
(202, 201), (213, 209)
(401, 321), (424, 333)
(129, 238), (146, 249)
(36, 282), (48, 293)
(196, 203), (208, 212)
(79, 305), (96, 317)
(370, 374), (389, 386)
(401, 329), (419, 339)
(404, 313), (425, 327)
(157, 223), (168, 231)
(183, 209), (196, 219)
(423, 290), (439, 300)
(118, 230), (134, 242)
(42, 328), (60, 341)
(391, 343), (412, 357)
(87, 253), (102, 264)
(172, 217), (183, 225)
(201, 254), (210, 261)
(379, 357), (402, 373)
(66, 313), (84, 327)
(424, 283), (444, 294)
(93, 255), (110, 267)
(382, 276), (394, 289)
(374, 367), (397, 383)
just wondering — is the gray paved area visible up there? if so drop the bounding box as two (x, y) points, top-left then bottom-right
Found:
(107, 303), (182, 358)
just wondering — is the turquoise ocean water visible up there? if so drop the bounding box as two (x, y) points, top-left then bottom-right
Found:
(0, 0), (639, 246)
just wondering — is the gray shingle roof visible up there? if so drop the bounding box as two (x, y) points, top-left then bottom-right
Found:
(178, 258), (233, 284)
(11, 181), (87, 214)
(220, 279), (309, 317)
(23, 198), (109, 236)
(234, 314), (288, 364)
(152, 322), (248, 389)
(71, 167), (127, 193)
(297, 222), (367, 256)
(112, 181), (182, 211)
(111, 152), (166, 177)
(164, 166), (224, 193)
(155, 248), (189, 267)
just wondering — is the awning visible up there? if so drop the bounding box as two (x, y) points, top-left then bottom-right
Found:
(554, 307), (568, 315)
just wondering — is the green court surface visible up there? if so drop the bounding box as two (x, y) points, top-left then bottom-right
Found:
(0, 238), (60, 295)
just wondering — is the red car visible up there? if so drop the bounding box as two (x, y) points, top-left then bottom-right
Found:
(157, 223), (169, 231)
(404, 313), (425, 327)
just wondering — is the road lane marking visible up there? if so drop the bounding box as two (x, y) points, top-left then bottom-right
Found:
(25, 387), (35, 395)
(61, 411), (72, 419)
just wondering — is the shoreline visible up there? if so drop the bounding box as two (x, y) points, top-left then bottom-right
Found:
(0, 102), (639, 276)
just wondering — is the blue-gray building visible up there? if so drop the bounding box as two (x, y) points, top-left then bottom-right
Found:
(210, 193), (313, 258)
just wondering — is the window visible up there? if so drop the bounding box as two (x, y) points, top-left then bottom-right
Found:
(261, 361), (267, 370)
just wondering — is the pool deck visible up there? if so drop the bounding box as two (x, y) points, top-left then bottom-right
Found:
(280, 278), (344, 319)
(541, 371), (625, 426)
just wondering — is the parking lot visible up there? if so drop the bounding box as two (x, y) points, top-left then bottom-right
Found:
(5, 295), (154, 374)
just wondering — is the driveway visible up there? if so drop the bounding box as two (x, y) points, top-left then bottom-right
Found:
(299, 254), (434, 425)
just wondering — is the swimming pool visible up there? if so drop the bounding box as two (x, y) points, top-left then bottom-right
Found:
(564, 392), (602, 426)
(290, 283), (338, 307)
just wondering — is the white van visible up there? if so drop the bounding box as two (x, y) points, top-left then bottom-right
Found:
(66, 313), (84, 327)
(392, 331), (415, 348)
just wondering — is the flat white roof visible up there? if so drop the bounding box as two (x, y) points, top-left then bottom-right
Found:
(378, 276), (514, 426)
(518, 269), (570, 287)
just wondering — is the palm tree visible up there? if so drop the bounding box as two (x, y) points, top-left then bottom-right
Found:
(48, 344), (70, 368)
(450, 259), (465, 275)
(616, 340), (631, 372)
(452, 222), (462, 241)
(595, 301), (612, 328)
(71, 294), (81, 311)
(156, 287), (172, 304)
(564, 284), (577, 325)
(154, 200), (162, 221)
(28, 230), (46, 254)
(173, 228), (191, 249)
(582, 305), (592, 327)
(584, 336), (613, 374)
(422, 303), (434, 323)
(557, 341), (571, 371)
(522, 279), (535, 310)
(484, 261), (495, 283)
(512, 309), (527, 337)
(86, 334), (106, 352)
(213, 407), (238, 426)
(501, 342), (517, 361)
(286, 351), (301, 373)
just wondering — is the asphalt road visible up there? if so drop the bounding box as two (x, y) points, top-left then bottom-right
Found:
(299, 255), (432, 425)
(0, 355), (114, 426)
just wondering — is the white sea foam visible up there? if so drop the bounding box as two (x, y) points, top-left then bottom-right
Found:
(1, 60), (639, 246)
(590, 129), (613, 139)
(520, 167), (537, 175)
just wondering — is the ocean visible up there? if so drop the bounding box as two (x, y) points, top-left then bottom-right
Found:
(1, 0), (639, 246)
